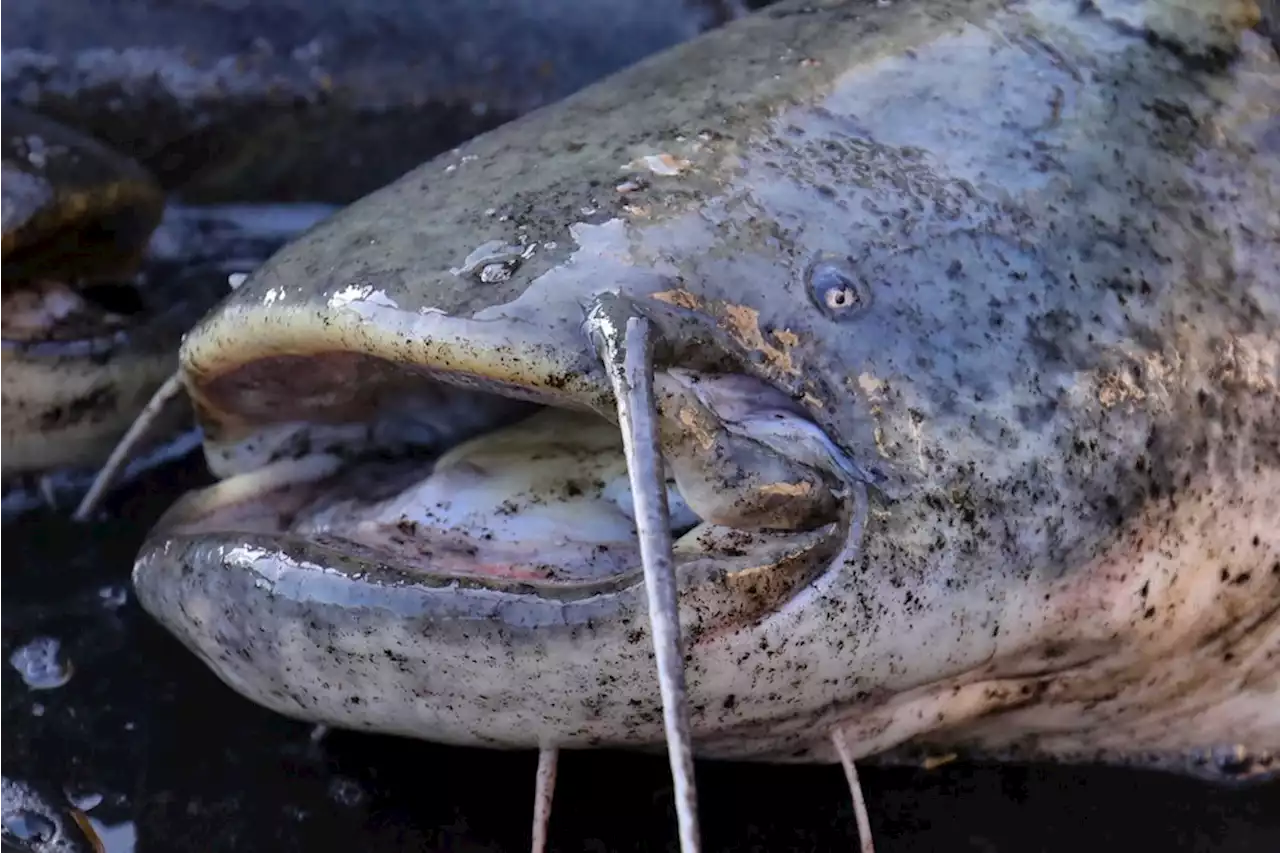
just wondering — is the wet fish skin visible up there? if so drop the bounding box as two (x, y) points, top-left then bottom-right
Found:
(133, 0), (1279, 781)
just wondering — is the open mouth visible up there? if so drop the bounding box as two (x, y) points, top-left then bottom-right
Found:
(129, 240), (869, 850)
(146, 337), (853, 604)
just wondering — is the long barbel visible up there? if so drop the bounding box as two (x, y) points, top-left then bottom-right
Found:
(531, 746), (558, 853)
(585, 293), (701, 853)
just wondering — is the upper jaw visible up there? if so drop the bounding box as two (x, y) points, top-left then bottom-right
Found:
(178, 285), (620, 478)
(139, 236), (859, 600)
(178, 232), (784, 467)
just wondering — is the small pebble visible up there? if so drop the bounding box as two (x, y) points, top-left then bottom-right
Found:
(328, 777), (366, 808)
(66, 788), (104, 812)
(99, 584), (129, 609)
(9, 637), (73, 690)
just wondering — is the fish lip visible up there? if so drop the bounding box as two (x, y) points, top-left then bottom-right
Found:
(140, 526), (650, 603)
(178, 296), (619, 475)
(137, 530), (646, 604)
(132, 521), (846, 751)
(134, 519), (843, 619)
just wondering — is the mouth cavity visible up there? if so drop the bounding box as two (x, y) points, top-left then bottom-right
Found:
(152, 341), (854, 600)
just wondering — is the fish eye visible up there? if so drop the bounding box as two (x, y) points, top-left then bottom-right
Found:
(825, 285), (858, 311)
(805, 256), (871, 320)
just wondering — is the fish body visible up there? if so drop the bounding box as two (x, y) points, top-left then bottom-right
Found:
(132, 0), (1279, 784)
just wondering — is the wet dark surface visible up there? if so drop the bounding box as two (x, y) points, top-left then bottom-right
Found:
(3, 451), (1279, 852)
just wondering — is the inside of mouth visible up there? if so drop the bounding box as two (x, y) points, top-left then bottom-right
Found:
(185, 408), (707, 583)
(163, 353), (836, 587)
(0, 278), (140, 343)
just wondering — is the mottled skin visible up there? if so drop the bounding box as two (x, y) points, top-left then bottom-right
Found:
(133, 0), (1279, 782)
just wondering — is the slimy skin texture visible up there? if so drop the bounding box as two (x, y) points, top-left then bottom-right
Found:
(134, 0), (1279, 783)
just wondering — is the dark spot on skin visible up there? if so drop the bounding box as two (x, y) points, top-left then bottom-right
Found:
(38, 384), (117, 430)
(1041, 643), (1069, 659)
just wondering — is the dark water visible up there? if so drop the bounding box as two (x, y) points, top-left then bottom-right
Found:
(3, 451), (1278, 852)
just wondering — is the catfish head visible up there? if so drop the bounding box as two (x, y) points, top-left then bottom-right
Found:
(132, 0), (1279, 793)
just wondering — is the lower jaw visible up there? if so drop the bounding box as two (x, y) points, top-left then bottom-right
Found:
(126, 527), (1280, 777)
(130, 401), (848, 754)
(126, 446), (830, 756)
(133, 496), (1280, 775)
(130, 516), (841, 753)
